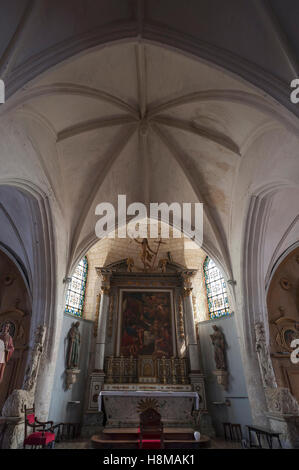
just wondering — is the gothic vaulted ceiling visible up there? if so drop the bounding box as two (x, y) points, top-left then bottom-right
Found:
(0, 0), (299, 281)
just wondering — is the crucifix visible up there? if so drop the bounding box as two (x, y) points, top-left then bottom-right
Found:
(134, 237), (166, 271)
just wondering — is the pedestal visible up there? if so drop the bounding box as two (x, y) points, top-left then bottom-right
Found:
(189, 372), (216, 437)
(65, 368), (80, 390)
(267, 413), (299, 448)
(265, 386), (299, 448)
(212, 370), (229, 391)
(81, 371), (105, 438)
(0, 417), (24, 449)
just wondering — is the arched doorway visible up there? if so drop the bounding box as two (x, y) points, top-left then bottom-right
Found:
(0, 248), (31, 410)
(267, 246), (299, 403)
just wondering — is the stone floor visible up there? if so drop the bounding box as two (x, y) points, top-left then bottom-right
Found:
(55, 437), (242, 449)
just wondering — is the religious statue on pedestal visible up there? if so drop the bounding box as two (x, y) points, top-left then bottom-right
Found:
(0, 321), (14, 383)
(65, 321), (81, 390)
(210, 325), (226, 370)
(66, 321), (81, 369)
(210, 325), (228, 390)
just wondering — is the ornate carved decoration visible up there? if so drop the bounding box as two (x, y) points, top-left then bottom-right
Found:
(183, 287), (193, 297)
(23, 325), (46, 392)
(265, 387), (299, 415)
(255, 321), (276, 388)
(106, 356), (113, 383)
(104, 355), (188, 385)
(1, 273), (15, 287)
(126, 257), (134, 272)
(101, 286), (110, 295)
(280, 277), (292, 290)
(179, 357), (187, 384)
(192, 295), (197, 318)
(94, 293), (101, 337)
(181, 270), (195, 297)
(96, 268), (112, 295)
(137, 397), (159, 413)
(133, 237), (166, 272)
(272, 316), (299, 353)
(158, 258), (168, 273)
(278, 306), (285, 315)
(178, 295), (185, 340)
(128, 355), (135, 383)
(2, 325), (46, 417)
(107, 294), (114, 337)
(171, 356), (177, 384)
(161, 356), (167, 384)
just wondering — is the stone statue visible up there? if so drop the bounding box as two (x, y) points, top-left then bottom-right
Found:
(23, 325), (46, 391)
(0, 321), (15, 383)
(2, 325), (46, 418)
(210, 325), (226, 370)
(1, 325), (46, 449)
(134, 238), (157, 271)
(255, 321), (276, 388)
(66, 321), (80, 369)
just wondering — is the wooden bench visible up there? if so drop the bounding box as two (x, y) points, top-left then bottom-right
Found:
(247, 425), (282, 449)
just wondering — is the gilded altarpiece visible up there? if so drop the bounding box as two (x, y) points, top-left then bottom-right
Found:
(82, 260), (210, 434)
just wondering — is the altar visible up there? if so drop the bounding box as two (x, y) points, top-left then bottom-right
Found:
(82, 258), (213, 437)
(98, 390), (200, 428)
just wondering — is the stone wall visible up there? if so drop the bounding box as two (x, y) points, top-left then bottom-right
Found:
(48, 314), (93, 425)
(198, 313), (252, 438)
(83, 233), (209, 322)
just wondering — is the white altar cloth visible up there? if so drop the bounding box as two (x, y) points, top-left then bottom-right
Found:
(98, 390), (199, 411)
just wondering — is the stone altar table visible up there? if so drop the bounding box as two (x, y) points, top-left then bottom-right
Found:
(98, 390), (199, 428)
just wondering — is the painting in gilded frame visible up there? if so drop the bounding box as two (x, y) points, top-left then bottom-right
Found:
(119, 291), (173, 358)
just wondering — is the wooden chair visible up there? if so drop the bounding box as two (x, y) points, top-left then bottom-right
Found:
(231, 423), (243, 442)
(23, 404), (62, 449)
(139, 408), (164, 449)
(223, 422), (232, 441)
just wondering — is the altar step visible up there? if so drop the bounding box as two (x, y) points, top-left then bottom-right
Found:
(91, 427), (211, 449)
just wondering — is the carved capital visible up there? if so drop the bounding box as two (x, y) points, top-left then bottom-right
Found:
(100, 286), (110, 295)
(183, 287), (193, 297)
(96, 268), (112, 295)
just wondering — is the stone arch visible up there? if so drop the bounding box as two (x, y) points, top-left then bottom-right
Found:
(0, 247), (32, 411)
(0, 182), (58, 418)
(267, 245), (299, 403)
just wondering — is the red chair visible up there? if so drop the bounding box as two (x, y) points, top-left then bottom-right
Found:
(23, 405), (61, 449)
(139, 408), (164, 449)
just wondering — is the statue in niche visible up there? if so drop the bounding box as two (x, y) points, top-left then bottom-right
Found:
(0, 321), (15, 383)
(66, 321), (81, 369)
(210, 325), (227, 370)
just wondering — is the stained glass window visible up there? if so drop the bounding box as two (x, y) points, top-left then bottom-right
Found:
(203, 256), (230, 319)
(64, 257), (88, 317)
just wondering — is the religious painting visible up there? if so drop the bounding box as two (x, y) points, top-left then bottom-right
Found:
(119, 291), (173, 358)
